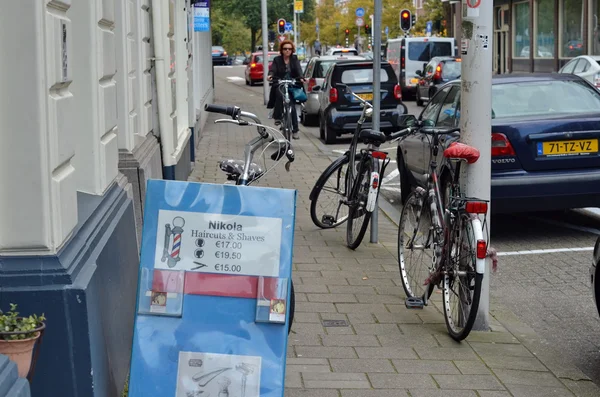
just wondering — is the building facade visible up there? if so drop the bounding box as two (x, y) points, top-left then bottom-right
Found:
(446, 0), (600, 74)
(0, 1), (214, 396)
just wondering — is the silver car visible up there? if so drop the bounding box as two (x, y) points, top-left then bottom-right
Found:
(300, 55), (366, 126)
(559, 55), (600, 88)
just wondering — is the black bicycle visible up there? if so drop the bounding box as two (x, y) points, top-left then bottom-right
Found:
(204, 103), (296, 333)
(273, 78), (303, 141)
(309, 84), (394, 249)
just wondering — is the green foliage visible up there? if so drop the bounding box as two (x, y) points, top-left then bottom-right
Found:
(211, 7), (251, 54)
(0, 303), (45, 341)
(414, 0), (447, 34)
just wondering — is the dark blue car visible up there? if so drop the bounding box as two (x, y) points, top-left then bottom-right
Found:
(397, 73), (600, 213)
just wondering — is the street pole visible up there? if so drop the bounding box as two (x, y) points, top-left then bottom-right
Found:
(293, 12), (298, 52)
(369, 0), (382, 244)
(261, 0), (269, 105)
(460, 0), (492, 330)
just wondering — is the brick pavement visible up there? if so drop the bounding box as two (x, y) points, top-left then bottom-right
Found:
(188, 76), (600, 397)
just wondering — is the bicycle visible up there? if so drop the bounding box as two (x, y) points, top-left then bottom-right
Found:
(309, 84), (393, 250)
(204, 103), (296, 334)
(396, 123), (488, 341)
(271, 78), (303, 142)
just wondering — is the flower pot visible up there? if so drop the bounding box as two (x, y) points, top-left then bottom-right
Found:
(0, 333), (40, 377)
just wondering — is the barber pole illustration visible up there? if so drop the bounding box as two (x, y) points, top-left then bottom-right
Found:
(162, 216), (186, 268)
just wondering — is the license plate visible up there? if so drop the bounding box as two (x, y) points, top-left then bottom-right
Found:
(357, 93), (373, 101)
(410, 78), (419, 84)
(537, 139), (598, 156)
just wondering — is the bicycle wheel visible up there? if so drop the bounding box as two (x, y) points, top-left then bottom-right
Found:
(346, 158), (372, 250)
(443, 213), (484, 341)
(398, 190), (436, 300)
(283, 105), (293, 141)
(309, 155), (355, 229)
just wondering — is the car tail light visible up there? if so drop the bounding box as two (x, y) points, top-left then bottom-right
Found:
(223, 51), (228, 56)
(477, 239), (487, 259)
(394, 84), (402, 100)
(250, 63), (257, 68)
(433, 64), (442, 80)
(329, 87), (338, 103)
(307, 78), (316, 92)
(491, 133), (516, 156)
(465, 201), (488, 214)
(401, 56), (405, 69)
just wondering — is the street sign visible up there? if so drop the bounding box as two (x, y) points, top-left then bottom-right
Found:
(285, 22), (293, 32)
(336, 22), (340, 29)
(355, 7), (365, 17)
(385, 26), (389, 35)
(426, 20), (433, 36)
(294, 0), (304, 13)
(316, 24), (319, 32)
(279, 35), (286, 43)
(356, 17), (364, 27)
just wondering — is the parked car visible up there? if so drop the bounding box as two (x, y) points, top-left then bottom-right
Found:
(300, 55), (366, 126)
(313, 60), (407, 144)
(231, 55), (248, 66)
(558, 55), (600, 88)
(415, 56), (461, 107)
(396, 73), (600, 213)
(244, 52), (278, 86)
(212, 46), (228, 65)
(591, 236), (600, 317)
(325, 47), (359, 56)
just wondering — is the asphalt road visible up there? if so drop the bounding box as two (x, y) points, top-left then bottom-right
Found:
(214, 64), (600, 387)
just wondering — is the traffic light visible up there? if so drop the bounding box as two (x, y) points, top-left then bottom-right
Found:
(345, 28), (350, 36)
(400, 9), (412, 32)
(268, 30), (275, 42)
(412, 14), (417, 26)
(277, 18), (286, 34)
(365, 24), (371, 35)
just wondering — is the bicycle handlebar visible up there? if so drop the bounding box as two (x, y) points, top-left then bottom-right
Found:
(420, 127), (461, 136)
(204, 103), (240, 118)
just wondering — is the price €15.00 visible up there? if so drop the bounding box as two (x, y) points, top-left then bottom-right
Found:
(214, 251), (242, 260)
(214, 263), (242, 272)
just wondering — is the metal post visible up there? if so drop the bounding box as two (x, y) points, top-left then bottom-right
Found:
(261, 0), (269, 104)
(460, 0), (492, 330)
(293, 12), (298, 51)
(369, 0), (382, 244)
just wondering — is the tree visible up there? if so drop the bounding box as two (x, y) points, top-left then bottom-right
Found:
(210, 7), (251, 54)
(414, 0), (446, 35)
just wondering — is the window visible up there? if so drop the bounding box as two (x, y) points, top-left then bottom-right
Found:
(514, 2), (531, 58)
(561, 0), (584, 58)
(536, 0), (555, 58)
(574, 59), (589, 72)
(408, 42), (452, 62)
(560, 58), (579, 72)
(441, 61), (461, 80)
(313, 61), (336, 78)
(339, 68), (391, 84)
(591, 0), (600, 54)
(436, 86), (461, 127)
(421, 86), (451, 126)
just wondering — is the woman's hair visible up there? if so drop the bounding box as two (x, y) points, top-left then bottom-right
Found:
(279, 40), (296, 55)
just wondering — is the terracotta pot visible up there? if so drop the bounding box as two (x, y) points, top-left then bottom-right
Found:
(0, 333), (40, 378)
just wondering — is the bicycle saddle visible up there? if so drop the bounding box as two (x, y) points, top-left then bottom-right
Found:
(359, 129), (387, 145)
(443, 142), (480, 164)
(218, 159), (263, 182)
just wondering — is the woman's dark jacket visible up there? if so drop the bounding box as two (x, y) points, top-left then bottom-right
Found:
(267, 54), (303, 108)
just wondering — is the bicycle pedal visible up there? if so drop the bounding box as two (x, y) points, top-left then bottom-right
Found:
(405, 297), (425, 309)
(322, 215), (335, 226)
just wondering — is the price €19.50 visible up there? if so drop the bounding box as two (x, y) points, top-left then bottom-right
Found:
(214, 251), (242, 260)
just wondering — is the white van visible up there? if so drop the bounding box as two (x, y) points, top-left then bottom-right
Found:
(386, 37), (456, 98)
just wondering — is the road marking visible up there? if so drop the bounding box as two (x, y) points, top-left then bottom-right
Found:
(498, 247), (594, 256)
(527, 215), (600, 236)
(382, 169), (399, 184)
(226, 76), (245, 82)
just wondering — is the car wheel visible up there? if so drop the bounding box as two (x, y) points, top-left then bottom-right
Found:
(319, 113), (325, 140)
(324, 123), (336, 144)
(416, 89), (424, 107)
(397, 153), (411, 205)
(245, 77), (250, 86)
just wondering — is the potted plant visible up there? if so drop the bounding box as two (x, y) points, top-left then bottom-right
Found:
(0, 303), (46, 378)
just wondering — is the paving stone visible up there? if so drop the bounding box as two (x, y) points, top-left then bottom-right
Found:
(505, 385), (576, 397)
(432, 374), (505, 390)
(374, 312), (423, 324)
(368, 373), (437, 388)
(493, 369), (564, 387)
(295, 302), (337, 313)
(352, 323), (401, 335)
(377, 334), (439, 349)
(414, 347), (480, 361)
(476, 392), (512, 397)
(293, 283), (329, 293)
(302, 372), (371, 389)
(330, 358), (395, 373)
(469, 342), (535, 358)
(391, 359), (460, 374)
(341, 390), (411, 397)
(408, 390), (479, 397)
(286, 358), (328, 366)
(453, 360), (493, 375)
(294, 312), (321, 323)
(561, 379), (600, 397)
(286, 364), (331, 373)
(335, 303), (390, 313)
(481, 354), (548, 372)
(307, 293), (357, 303)
(355, 347), (418, 359)
(327, 285), (377, 294)
(284, 390), (339, 397)
(287, 333), (322, 346)
(285, 371), (303, 388)
(296, 346), (357, 359)
(321, 335), (380, 347)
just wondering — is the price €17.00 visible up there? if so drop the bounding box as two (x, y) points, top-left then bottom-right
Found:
(214, 251), (242, 260)
(215, 241), (243, 249)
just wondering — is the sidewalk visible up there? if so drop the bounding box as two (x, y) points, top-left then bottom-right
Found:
(189, 78), (600, 397)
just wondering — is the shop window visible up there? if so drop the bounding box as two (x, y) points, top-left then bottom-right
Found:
(561, 0), (584, 57)
(536, 0), (555, 57)
(514, 2), (531, 58)
(591, 0), (600, 54)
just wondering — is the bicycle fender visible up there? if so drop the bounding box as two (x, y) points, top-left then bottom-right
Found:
(366, 171), (380, 212)
(308, 152), (350, 201)
(470, 217), (486, 274)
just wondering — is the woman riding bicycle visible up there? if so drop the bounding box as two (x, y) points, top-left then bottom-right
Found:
(267, 40), (305, 140)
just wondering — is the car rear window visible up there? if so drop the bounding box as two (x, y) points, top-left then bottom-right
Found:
(491, 80), (600, 119)
(441, 61), (461, 80)
(339, 67), (392, 84)
(313, 61), (337, 78)
(254, 54), (277, 62)
(408, 42), (452, 62)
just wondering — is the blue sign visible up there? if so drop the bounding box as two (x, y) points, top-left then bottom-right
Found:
(385, 26), (389, 35)
(356, 7), (365, 17)
(316, 24), (319, 32)
(128, 180), (296, 397)
(426, 21), (433, 33)
(285, 22), (293, 32)
(193, 2), (210, 32)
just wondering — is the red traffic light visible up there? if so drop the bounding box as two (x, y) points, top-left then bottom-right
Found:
(345, 29), (349, 35)
(279, 20), (285, 27)
(402, 12), (409, 18)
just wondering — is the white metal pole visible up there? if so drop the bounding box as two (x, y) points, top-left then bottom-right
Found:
(294, 12), (298, 51)
(261, 0), (269, 104)
(369, 0), (382, 244)
(460, 0), (493, 330)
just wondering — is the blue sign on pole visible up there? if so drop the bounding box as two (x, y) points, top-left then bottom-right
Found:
(316, 24), (319, 33)
(385, 26), (389, 35)
(193, 1), (210, 32)
(285, 22), (293, 32)
(355, 7), (365, 17)
(128, 180), (296, 397)
(426, 21), (433, 34)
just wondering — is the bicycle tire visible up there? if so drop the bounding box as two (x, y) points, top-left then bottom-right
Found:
(346, 158), (372, 250)
(309, 154), (354, 229)
(398, 190), (436, 300)
(442, 214), (484, 341)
